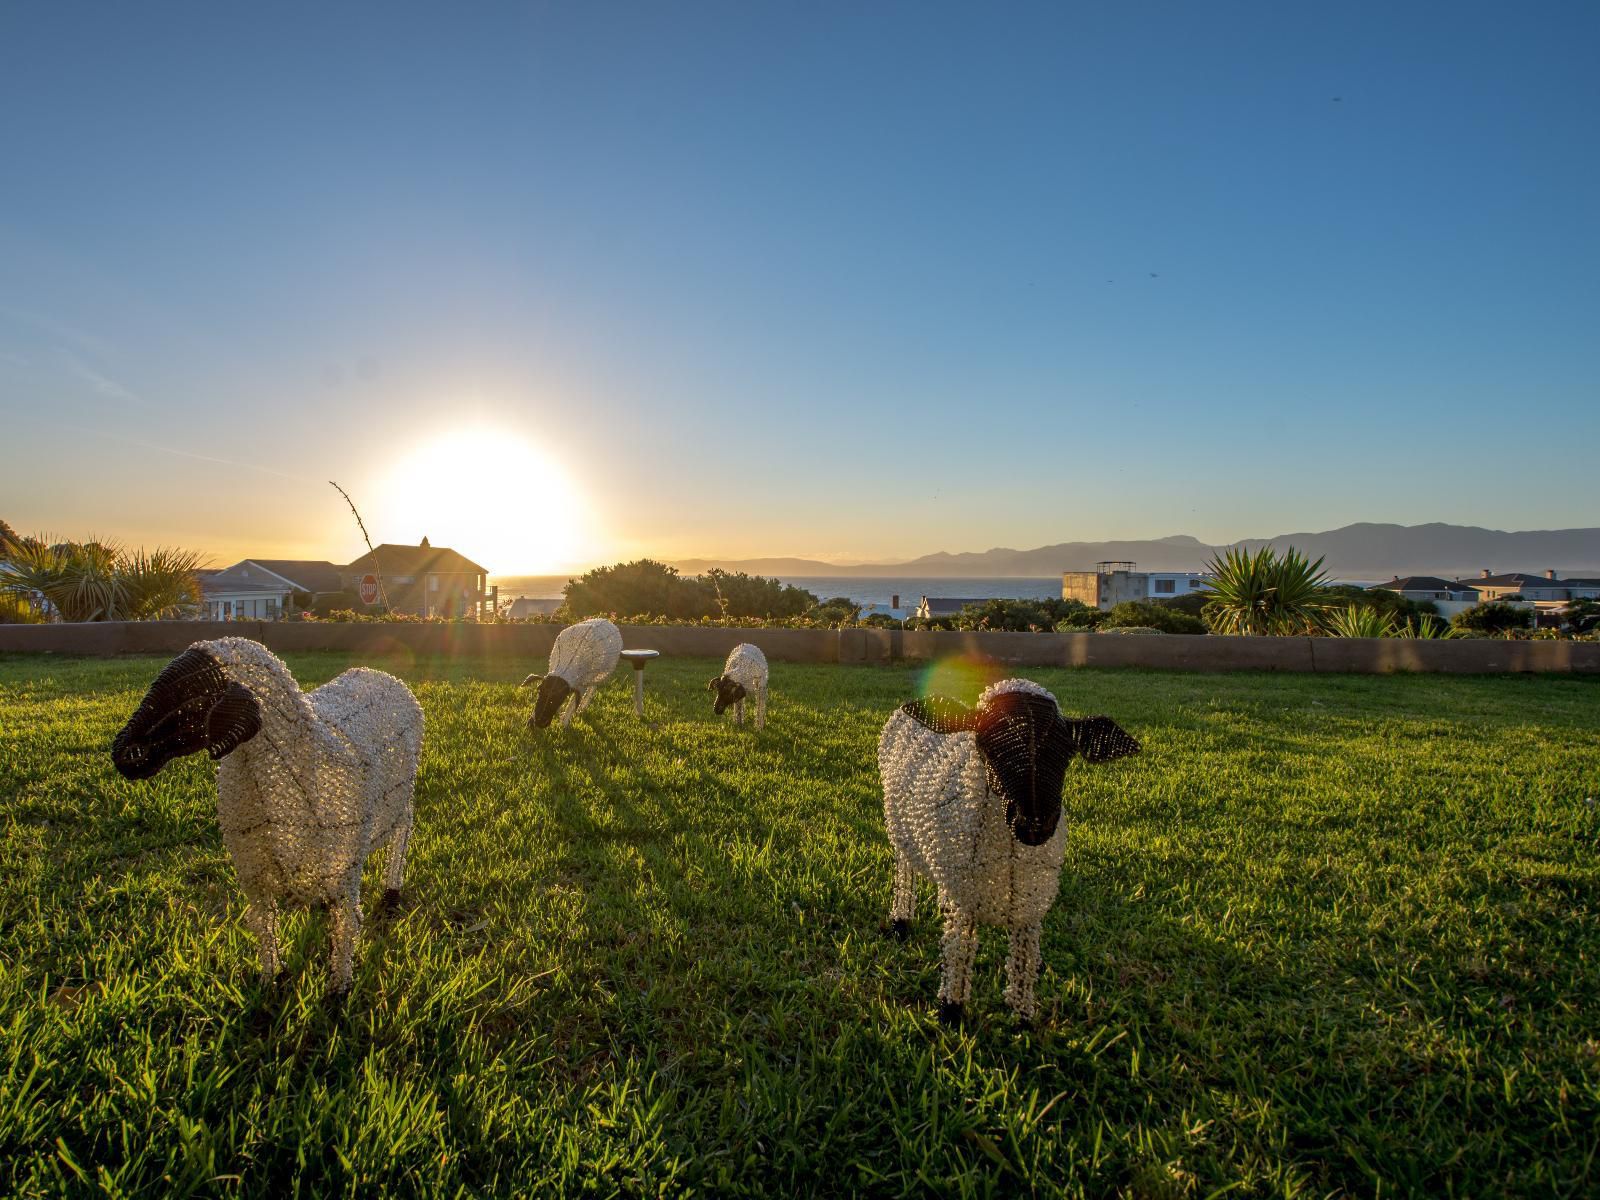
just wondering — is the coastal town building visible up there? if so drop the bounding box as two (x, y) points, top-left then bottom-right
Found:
(201, 560), (344, 620)
(201, 540), (494, 620)
(343, 539), (492, 618)
(1061, 563), (1211, 611)
(1369, 576), (1481, 603)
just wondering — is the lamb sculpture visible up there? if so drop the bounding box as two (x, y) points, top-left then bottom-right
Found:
(878, 678), (1139, 1026)
(111, 638), (423, 993)
(522, 617), (623, 728)
(707, 642), (769, 728)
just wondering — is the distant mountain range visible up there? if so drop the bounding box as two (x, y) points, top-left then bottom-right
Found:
(672, 523), (1600, 580)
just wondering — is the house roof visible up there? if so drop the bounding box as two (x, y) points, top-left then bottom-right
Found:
(1370, 576), (1475, 593)
(249, 560), (345, 594)
(1451, 573), (1565, 589)
(345, 543), (488, 576)
(204, 559), (343, 595)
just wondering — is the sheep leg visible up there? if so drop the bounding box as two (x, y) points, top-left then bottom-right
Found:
(755, 687), (766, 730)
(328, 879), (362, 994)
(244, 898), (281, 979)
(560, 693), (580, 728)
(1004, 921), (1043, 1026)
(576, 686), (596, 713)
(382, 816), (412, 912)
(937, 905), (978, 1025)
(889, 851), (916, 940)
(734, 697), (744, 726)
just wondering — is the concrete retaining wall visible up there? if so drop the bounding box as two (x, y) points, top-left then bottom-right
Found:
(2, 621), (1598, 674)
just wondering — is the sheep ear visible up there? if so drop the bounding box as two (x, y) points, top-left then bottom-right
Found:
(520, 673), (543, 688)
(1069, 716), (1140, 763)
(205, 683), (262, 760)
(707, 677), (721, 692)
(900, 696), (976, 733)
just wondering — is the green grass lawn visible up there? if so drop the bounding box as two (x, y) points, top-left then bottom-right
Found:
(1, 651), (1597, 1198)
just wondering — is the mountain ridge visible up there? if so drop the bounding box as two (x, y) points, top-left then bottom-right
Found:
(670, 523), (1600, 580)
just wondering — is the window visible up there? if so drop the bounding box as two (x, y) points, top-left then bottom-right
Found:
(1154, 579), (1176, 594)
(430, 576), (439, 591)
(265, 598), (279, 619)
(1189, 579), (1204, 589)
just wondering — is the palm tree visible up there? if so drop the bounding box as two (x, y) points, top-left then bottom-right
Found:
(1202, 545), (1331, 636)
(0, 538), (203, 622)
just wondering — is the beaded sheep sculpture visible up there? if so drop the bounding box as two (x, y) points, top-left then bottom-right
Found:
(521, 617), (623, 728)
(879, 678), (1139, 1026)
(111, 638), (423, 993)
(708, 642), (768, 728)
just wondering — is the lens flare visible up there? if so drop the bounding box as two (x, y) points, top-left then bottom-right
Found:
(917, 655), (1002, 704)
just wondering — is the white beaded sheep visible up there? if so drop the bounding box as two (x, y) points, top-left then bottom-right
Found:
(879, 678), (1139, 1026)
(708, 642), (768, 728)
(521, 617), (623, 728)
(111, 638), (423, 993)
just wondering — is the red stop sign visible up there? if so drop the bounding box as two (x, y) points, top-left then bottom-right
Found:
(358, 574), (379, 605)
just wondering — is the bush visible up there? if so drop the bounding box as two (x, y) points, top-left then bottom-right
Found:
(1102, 600), (1205, 635)
(312, 590), (360, 617)
(1151, 591), (1211, 618)
(1451, 602), (1533, 636)
(561, 560), (820, 622)
(860, 613), (901, 628)
(1203, 546), (1330, 635)
(809, 596), (860, 626)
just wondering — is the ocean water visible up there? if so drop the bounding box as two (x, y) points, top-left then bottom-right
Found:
(491, 575), (1063, 606)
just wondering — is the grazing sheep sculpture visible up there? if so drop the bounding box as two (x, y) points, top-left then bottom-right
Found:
(522, 617), (623, 728)
(708, 642), (769, 728)
(878, 678), (1139, 1025)
(111, 638), (423, 993)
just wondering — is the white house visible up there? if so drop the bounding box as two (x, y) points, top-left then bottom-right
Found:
(201, 560), (344, 620)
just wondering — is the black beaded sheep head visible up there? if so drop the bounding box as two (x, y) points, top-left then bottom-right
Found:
(707, 674), (746, 715)
(111, 646), (263, 780)
(905, 687), (1140, 847)
(521, 672), (573, 729)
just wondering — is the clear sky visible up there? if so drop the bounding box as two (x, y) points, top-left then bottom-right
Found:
(2, 2), (1596, 573)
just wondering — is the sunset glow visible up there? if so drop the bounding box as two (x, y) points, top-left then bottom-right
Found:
(375, 428), (586, 574)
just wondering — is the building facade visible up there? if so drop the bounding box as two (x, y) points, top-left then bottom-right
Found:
(201, 560), (344, 620)
(343, 540), (492, 618)
(1062, 562), (1210, 611)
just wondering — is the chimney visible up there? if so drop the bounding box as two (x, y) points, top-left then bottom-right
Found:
(891, 593), (900, 609)
(1546, 568), (1557, 580)
(1480, 568), (1491, 579)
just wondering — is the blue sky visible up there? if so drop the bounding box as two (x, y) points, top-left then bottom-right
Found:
(2, 2), (1596, 571)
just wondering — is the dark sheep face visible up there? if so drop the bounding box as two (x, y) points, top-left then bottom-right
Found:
(111, 647), (262, 780)
(974, 692), (1077, 847)
(1069, 715), (1141, 764)
(530, 675), (574, 728)
(708, 675), (746, 715)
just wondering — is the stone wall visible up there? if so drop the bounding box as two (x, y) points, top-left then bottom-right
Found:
(2, 621), (1598, 674)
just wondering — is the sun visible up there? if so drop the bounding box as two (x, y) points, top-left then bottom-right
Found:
(376, 428), (584, 574)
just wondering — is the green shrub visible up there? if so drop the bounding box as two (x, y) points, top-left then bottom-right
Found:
(1151, 591), (1211, 618)
(1451, 602), (1534, 636)
(1203, 546), (1330, 635)
(561, 560), (819, 622)
(1102, 600), (1206, 635)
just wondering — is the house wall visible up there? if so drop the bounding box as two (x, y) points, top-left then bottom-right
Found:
(341, 571), (486, 618)
(203, 590), (288, 620)
(1061, 570), (1153, 610)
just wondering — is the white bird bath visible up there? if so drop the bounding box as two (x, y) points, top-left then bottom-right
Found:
(618, 649), (660, 718)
